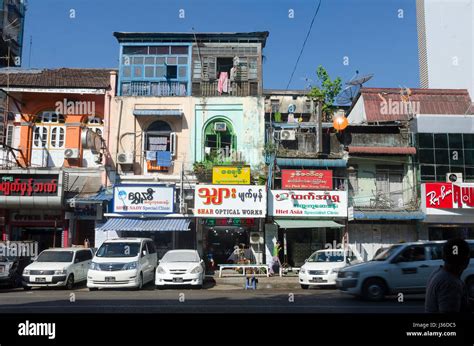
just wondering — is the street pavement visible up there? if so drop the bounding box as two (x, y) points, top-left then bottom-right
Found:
(0, 280), (425, 313)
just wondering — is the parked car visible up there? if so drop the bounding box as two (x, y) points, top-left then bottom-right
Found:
(0, 254), (32, 288)
(22, 247), (94, 290)
(299, 249), (359, 289)
(155, 250), (205, 289)
(87, 238), (157, 290)
(336, 240), (474, 301)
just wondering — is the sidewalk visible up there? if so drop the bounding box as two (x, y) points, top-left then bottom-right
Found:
(207, 274), (302, 290)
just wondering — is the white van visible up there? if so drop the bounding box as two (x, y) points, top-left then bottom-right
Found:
(336, 240), (474, 301)
(299, 249), (359, 289)
(22, 247), (94, 290)
(87, 238), (157, 290)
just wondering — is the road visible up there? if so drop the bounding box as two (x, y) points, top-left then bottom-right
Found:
(0, 282), (425, 313)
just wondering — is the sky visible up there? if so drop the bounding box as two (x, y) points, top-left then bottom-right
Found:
(22, 0), (420, 90)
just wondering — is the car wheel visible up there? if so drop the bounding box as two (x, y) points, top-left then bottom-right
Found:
(135, 273), (143, 291)
(301, 284), (309, 289)
(65, 275), (74, 290)
(466, 277), (474, 300)
(88, 287), (98, 292)
(362, 278), (386, 302)
(23, 285), (32, 291)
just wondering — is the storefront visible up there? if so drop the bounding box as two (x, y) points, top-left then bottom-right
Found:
(194, 184), (266, 265)
(420, 182), (474, 240)
(0, 170), (65, 252)
(268, 189), (348, 268)
(96, 184), (193, 257)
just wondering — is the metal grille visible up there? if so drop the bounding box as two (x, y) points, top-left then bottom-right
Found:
(309, 270), (328, 275)
(98, 263), (125, 271)
(30, 270), (55, 275)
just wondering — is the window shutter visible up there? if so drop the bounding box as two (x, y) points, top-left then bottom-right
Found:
(248, 57), (258, 80)
(235, 57), (248, 81)
(202, 57), (216, 80)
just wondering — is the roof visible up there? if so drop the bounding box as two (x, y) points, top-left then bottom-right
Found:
(0, 68), (115, 89)
(347, 146), (417, 155)
(113, 31), (269, 47)
(354, 88), (472, 123)
(264, 89), (310, 96)
(98, 218), (192, 232)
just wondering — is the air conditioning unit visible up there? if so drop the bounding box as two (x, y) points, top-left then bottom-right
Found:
(446, 173), (463, 183)
(117, 152), (134, 164)
(64, 148), (79, 159)
(250, 232), (264, 245)
(214, 122), (227, 132)
(280, 130), (296, 141)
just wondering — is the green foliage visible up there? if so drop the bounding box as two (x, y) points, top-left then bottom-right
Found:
(307, 65), (342, 117)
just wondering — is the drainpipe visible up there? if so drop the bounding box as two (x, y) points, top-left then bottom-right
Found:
(115, 99), (124, 183)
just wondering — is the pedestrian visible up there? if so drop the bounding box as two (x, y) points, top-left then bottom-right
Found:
(269, 241), (282, 276)
(425, 238), (472, 313)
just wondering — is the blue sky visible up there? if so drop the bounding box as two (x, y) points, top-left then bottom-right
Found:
(23, 0), (420, 90)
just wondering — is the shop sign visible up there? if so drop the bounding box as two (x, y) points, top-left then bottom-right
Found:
(212, 166), (251, 185)
(269, 190), (348, 217)
(194, 185), (266, 218)
(0, 174), (59, 196)
(113, 185), (174, 214)
(74, 204), (103, 220)
(201, 218), (255, 227)
(423, 182), (474, 210)
(281, 170), (333, 190)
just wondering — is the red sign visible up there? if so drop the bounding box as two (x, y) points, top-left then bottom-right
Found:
(281, 170), (333, 190)
(0, 176), (58, 196)
(424, 183), (453, 209)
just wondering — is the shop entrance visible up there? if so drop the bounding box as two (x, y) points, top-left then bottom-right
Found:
(428, 226), (474, 240)
(10, 227), (62, 252)
(206, 226), (249, 265)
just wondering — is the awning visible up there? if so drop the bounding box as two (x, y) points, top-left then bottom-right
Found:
(274, 219), (344, 228)
(67, 189), (113, 205)
(98, 218), (191, 232)
(133, 109), (183, 117)
(347, 146), (417, 155)
(353, 211), (425, 220)
(276, 158), (347, 168)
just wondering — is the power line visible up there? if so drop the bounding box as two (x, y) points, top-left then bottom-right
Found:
(286, 0), (322, 90)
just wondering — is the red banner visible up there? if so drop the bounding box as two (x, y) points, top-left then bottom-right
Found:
(424, 183), (453, 209)
(281, 170), (333, 190)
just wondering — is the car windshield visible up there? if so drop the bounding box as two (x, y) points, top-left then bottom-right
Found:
(96, 243), (141, 258)
(161, 251), (199, 263)
(307, 251), (344, 262)
(373, 245), (402, 261)
(36, 251), (74, 263)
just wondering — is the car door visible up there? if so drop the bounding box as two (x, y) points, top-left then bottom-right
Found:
(72, 251), (84, 281)
(424, 243), (444, 286)
(80, 250), (93, 282)
(140, 242), (152, 283)
(390, 245), (432, 292)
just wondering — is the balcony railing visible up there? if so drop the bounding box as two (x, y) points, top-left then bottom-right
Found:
(192, 81), (258, 97)
(349, 190), (417, 210)
(122, 81), (188, 97)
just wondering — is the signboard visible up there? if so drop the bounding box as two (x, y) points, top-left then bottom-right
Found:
(212, 166), (251, 185)
(281, 169), (332, 190)
(0, 174), (59, 196)
(113, 185), (174, 214)
(269, 190), (348, 218)
(423, 182), (474, 210)
(201, 218), (255, 227)
(347, 206), (354, 221)
(194, 185), (266, 218)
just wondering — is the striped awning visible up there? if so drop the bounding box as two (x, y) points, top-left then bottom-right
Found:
(133, 109), (183, 117)
(98, 218), (191, 232)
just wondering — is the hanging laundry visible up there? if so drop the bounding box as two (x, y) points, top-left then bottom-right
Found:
(146, 151), (158, 161)
(218, 72), (229, 95)
(157, 151), (172, 167)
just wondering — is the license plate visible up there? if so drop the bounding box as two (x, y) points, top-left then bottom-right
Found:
(173, 278), (183, 283)
(105, 277), (115, 282)
(35, 277), (46, 283)
(311, 277), (324, 282)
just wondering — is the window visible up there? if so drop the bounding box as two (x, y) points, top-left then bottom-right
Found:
(145, 120), (173, 172)
(146, 242), (156, 254)
(50, 127), (65, 148)
(426, 244), (443, 261)
(33, 126), (47, 148)
(203, 119), (236, 160)
(271, 99), (280, 113)
(375, 166), (404, 207)
(397, 245), (426, 262)
(166, 65), (177, 79)
(6, 125), (13, 147)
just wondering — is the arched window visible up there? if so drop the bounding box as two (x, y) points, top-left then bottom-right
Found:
(33, 127), (47, 148)
(203, 119), (236, 160)
(145, 120), (175, 172)
(87, 117), (104, 137)
(33, 111), (66, 149)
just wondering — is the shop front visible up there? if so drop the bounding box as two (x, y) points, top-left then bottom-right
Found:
(194, 184), (266, 266)
(0, 170), (65, 252)
(97, 184), (193, 257)
(268, 189), (348, 268)
(420, 182), (474, 240)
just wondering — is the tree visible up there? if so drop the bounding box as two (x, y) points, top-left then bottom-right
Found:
(307, 66), (342, 119)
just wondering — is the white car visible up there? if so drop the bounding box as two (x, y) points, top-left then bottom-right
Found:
(87, 238), (157, 291)
(155, 250), (205, 289)
(299, 249), (358, 289)
(22, 248), (93, 290)
(336, 240), (474, 301)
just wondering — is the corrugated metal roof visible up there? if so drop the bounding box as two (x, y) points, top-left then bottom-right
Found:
(348, 146), (417, 155)
(357, 88), (472, 122)
(0, 68), (115, 89)
(133, 109), (183, 117)
(98, 218), (191, 232)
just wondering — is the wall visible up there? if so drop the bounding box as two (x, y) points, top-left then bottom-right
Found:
(347, 97), (366, 124)
(193, 97), (265, 169)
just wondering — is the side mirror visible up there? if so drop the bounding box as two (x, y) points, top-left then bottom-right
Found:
(142, 250), (147, 257)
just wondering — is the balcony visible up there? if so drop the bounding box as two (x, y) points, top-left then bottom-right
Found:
(349, 190), (418, 211)
(122, 81), (188, 97)
(192, 81), (259, 97)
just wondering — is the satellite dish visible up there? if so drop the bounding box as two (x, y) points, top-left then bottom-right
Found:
(336, 70), (374, 106)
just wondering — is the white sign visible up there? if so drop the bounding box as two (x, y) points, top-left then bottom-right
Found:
(194, 185), (266, 218)
(348, 206), (354, 221)
(113, 185), (174, 214)
(269, 190), (348, 218)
